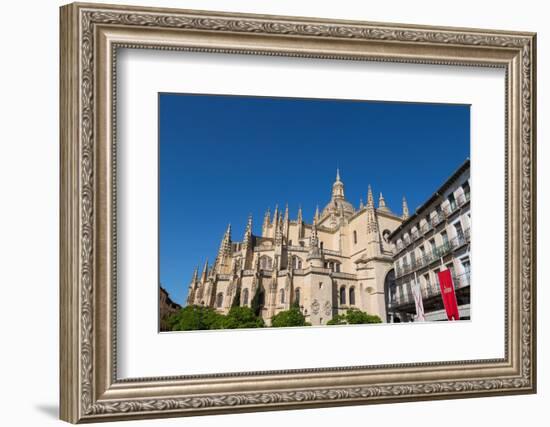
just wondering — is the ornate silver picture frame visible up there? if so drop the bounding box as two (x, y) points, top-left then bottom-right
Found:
(60, 2), (536, 423)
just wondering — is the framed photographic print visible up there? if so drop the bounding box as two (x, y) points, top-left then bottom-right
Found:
(60, 2), (537, 423)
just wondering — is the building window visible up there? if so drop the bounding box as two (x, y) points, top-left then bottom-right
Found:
(292, 256), (302, 269)
(216, 292), (223, 308)
(295, 288), (301, 305)
(319, 282), (323, 290)
(339, 286), (346, 305)
(280, 289), (285, 304)
(260, 255), (272, 270)
(335, 263), (340, 273)
(353, 230), (357, 244)
(462, 181), (470, 200)
(320, 241), (324, 250)
(299, 241), (305, 247)
(423, 273), (431, 294)
(242, 288), (249, 306)
(454, 221), (465, 242)
(441, 230), (449, 247)
(461, 257), (471, 276)
(349, 287), (356, 305)
(429, 238), (436, 255)
(446, 263), (456, 278)
(288, 240), (292, 246)
(448, 193), (457, 211)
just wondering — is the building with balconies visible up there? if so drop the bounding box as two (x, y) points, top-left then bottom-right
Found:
(385, 159), (471, 322)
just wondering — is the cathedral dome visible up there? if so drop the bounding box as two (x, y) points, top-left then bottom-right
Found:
(320, 169), (355, 219)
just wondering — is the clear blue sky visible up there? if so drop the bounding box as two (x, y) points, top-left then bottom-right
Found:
(159, 93), (470, 305)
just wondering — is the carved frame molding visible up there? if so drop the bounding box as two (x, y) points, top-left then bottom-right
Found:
(60, 2), (536, 423)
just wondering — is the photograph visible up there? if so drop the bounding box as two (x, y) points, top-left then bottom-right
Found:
(158, 94), (471, 331)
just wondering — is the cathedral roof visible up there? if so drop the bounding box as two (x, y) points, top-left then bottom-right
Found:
(320, 169), (355, 220)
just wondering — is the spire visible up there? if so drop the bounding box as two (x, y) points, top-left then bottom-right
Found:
(282, 203), (289, 238)
(200, 259), (209, 282)
(272, 204), (279, 226)
(402, 196), (410, 219)
(283, 203), (289, 224)
(214, 224), (232, 272)
(359, 198), (364, 209)
(331, 168), (345, 200)
(191, 265), (199, 284)
(367, 184), (374, 208)
(377, 192), (391, 213)
(297, 205), (303, 223)
(307, 216), (323, 263)
(314, 205), (320, 222)
(262, 208), (271, 237)
(366, 185), (378, 234)
(379, 192), (386, 208)
(275, 210), (283, 246)
(243, 214), (253, 249)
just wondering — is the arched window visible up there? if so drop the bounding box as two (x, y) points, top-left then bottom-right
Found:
(295, 288), (301, 305)
(292, 256), (302, 270)
(349, 287), (356, 305)
(260, 255), (272, 270)
(216, 292), (223, 308)
(242, 288), (249, 306)
(280, 289), (285, 304)
(339, 286), (346, 305)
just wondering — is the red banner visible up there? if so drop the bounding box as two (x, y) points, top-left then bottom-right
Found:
(437, 269), (460, 321)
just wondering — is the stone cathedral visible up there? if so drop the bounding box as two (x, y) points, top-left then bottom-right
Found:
(186, 170), (408, 325)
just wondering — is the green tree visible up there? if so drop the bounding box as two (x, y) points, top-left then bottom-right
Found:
(167, 305), (224, 331)
(270, 307), (310, 328)
(326, 313), (346, 325)
(327, 308), (382, 325)
(222, 306), (265, 329)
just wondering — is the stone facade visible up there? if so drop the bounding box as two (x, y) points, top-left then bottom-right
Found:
(185, 170), (406, 326)
(386, 159), (471, 322)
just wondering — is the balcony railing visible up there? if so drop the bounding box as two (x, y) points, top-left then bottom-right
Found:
(389, 272), (470, 308)
(420, 221), (433, 234)
(457, 192), (471, 207)
(394, 228), (470, 278)
(431, 211), (445, 227)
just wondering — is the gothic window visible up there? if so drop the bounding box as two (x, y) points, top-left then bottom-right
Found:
(349, 287), (356, 305)
(339, 286), (346, 305)
(280, 289), (285, 304)
(292, 256), (302, 269)
(242, 288), (249, 306)
(295, 288), (301, 305)
(259, 255), (272, 270)
(334, 263), (340, 273)
(216, 292), (223, 308)
(353, 230), (357, 244)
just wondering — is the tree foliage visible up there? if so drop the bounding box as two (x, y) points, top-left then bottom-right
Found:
(270, 307), (310, 328)
(166, 305), (264, 331)
(222, 306), (265, 329)
(327, 308), (382, 325)
(166, 305), (224, 331)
